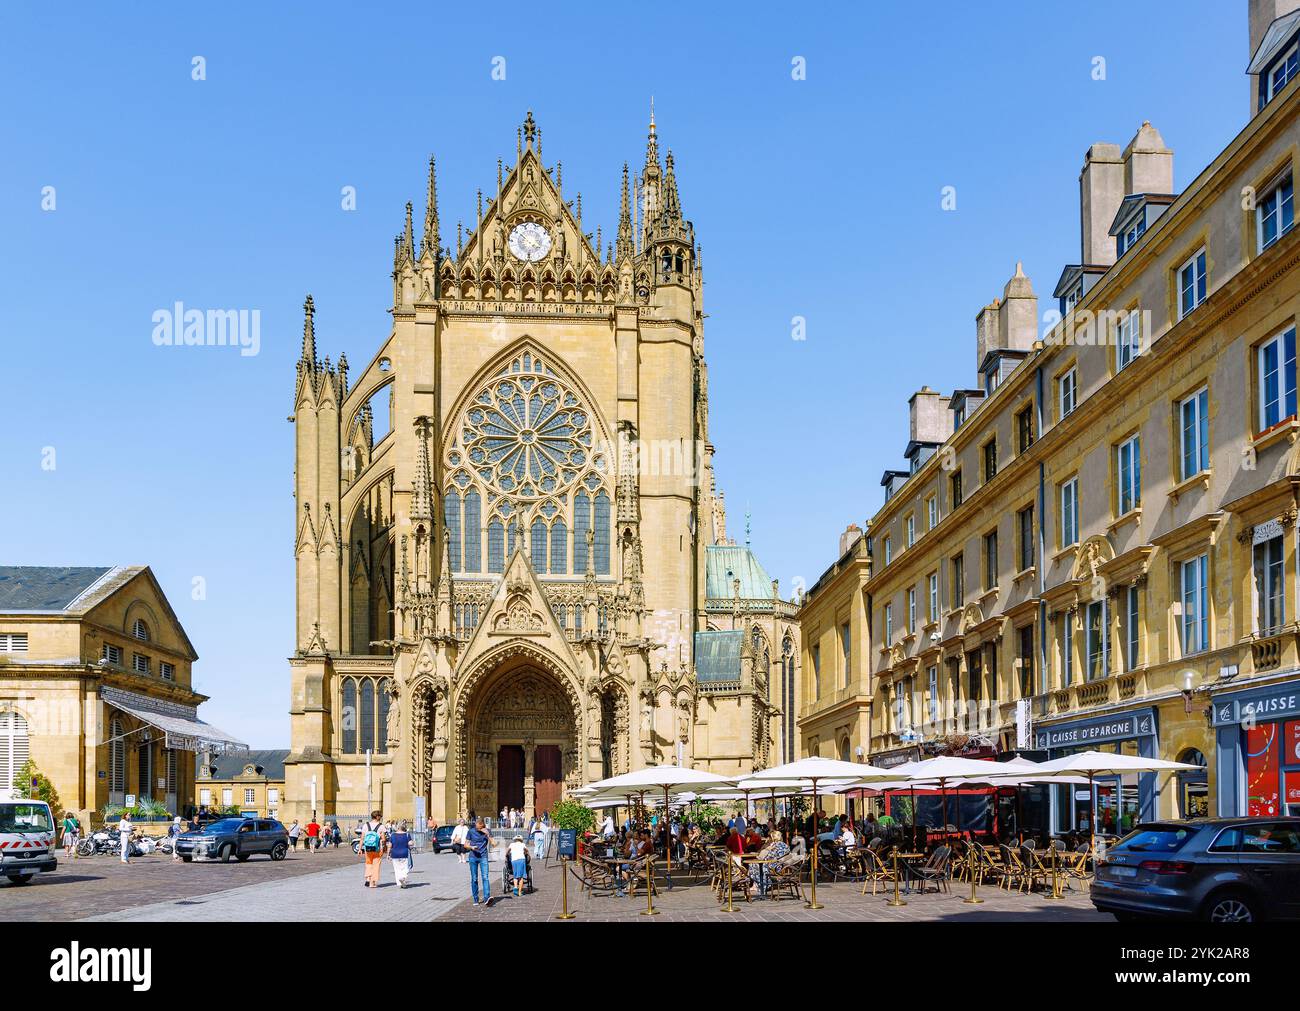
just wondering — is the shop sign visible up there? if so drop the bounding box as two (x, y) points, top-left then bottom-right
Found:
(1211, 680), (1300, 727)
(872, 745), (921, 769)
(1035, 709), (1155, 750)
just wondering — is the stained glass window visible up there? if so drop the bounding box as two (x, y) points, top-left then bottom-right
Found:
(444, 489), (461, 571)
(574, 492), (590, 572)
(464, 491), (481, 571)
(594, 492), (611, 574)
(551, 521), (567, 574)
(376, 679), (390, 755)
(341, 678), (356, 754)
(488, 519), (504, 573)
(531, 519), (548, 572)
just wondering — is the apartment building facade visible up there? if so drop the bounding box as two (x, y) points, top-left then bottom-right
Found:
(803, 1), (1300, 829)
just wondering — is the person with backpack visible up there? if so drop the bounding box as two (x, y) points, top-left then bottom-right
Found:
(389, 820), (413, 888)
(361, 810), (387, 888)
(466, 817), (491, 907)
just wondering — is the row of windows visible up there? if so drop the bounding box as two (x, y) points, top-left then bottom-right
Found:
(102, 643), (175, 680)
(340, 677), (392, 755)
(443, 489), (611, 575)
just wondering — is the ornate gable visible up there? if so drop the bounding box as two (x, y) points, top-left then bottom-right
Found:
(452, 539), (581, 680)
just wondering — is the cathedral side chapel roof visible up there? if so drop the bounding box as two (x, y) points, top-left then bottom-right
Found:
(694, 629), (745, 683)
(704, 545), (773, 601)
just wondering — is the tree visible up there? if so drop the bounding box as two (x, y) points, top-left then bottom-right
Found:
(550, 797), (595, 834)
(15, 759), (64, 824)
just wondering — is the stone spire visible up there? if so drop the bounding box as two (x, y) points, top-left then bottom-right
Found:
(616, 162), (633, 260)
(300, 294), (317, 365)
(401, 202), (415, 264)
(662, 150), (682, 223)
(642, 99), (661, 227)
(410, 416), (433, 523)
(421, 155), (439, 258)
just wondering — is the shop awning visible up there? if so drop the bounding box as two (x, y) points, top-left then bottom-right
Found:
(101, 686), (246, 752)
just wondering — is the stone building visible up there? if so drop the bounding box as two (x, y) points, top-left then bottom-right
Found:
(0, 566), (243, 823)
(805, 0), (1300, 826)
(285, 110), (797, 825)
(194, 749), (288, 820)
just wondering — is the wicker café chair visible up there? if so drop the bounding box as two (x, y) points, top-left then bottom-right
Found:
(998, 843), (1030, 893)
(859, 844), (896, 896)
(574, 854), (622, 896)
(765, 853), (805, 902)
(625, 854), (658, 899)
(911, 845), (952, 894)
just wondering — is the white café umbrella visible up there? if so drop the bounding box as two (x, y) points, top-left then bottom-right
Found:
(1029, 751), (1201, 851)
(748, 757), (896, 909)
(893, 755), (1012, 836)
(582, 765), (735, 869)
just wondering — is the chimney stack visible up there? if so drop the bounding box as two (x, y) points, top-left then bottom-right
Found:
(977, 264), (1037, 371)
(909, 386), (953, 444)
(840, 523), (862, 557)
(1123, 122), (1173, 196)
(1079, 143), (1125, 267)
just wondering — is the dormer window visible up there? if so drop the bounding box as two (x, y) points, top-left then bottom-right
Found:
(1116, 212), (1147, 257)
(1263, 40), (1300, 109)
(953, 404), (966, 430)
(1063, 281), (1084, 314)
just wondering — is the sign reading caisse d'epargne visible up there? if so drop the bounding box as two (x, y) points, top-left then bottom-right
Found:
(557, 829), (577, 858)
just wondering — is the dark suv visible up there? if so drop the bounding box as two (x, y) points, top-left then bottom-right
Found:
(1092, 817), (1300, 922)
(175, 818), (289, 863)
(431, 824), (455, 854)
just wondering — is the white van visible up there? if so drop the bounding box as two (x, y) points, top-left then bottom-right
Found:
(0, 790), (58, 885)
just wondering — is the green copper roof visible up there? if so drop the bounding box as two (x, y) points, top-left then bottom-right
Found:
(694, 629), (744, 683)
(0, 566), (113, 612)
(705, 545), (773, 601)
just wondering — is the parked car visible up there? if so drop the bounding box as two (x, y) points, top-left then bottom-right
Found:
(1091, 817), (1300, 922)
(174, 817), (289, 863)
(431, 824), (455, 854)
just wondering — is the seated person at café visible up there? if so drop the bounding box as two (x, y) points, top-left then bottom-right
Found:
(839, 822), (857, 849)
(724, 825), (746, 864)
(743, 824), (764, 852)
(746, 829), (790, 897)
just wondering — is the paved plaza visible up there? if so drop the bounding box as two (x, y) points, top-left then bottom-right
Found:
(0, 844), (1110, 922)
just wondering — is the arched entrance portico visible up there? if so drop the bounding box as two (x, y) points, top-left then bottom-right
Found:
(459, 659), (580, 819)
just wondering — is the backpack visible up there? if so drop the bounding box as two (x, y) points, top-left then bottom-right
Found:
(363, 824), (382, 852)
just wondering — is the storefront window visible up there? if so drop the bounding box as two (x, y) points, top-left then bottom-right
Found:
(1177, 748), (1209, 818)
(1247, 722), (1283, 816)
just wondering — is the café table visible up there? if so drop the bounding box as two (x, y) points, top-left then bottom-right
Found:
(894, 851), (927, 895)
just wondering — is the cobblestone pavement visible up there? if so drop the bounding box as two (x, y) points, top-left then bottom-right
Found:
(461, 857), (1113, 922)
(84, 848), (470, 921)
(0, 843), (357, 921)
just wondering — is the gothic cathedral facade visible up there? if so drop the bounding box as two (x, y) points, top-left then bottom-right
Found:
(284, 112), (799, 824)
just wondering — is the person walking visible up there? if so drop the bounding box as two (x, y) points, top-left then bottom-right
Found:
(389, 820), (413, 888)
(331, 821), (342, 849)
(305, 817), (321, 854)
(61, 811), (80, 858)
(507, 835), (528, 897)
(288, 819), (302, 851)
(466, 817), (492, 907)
(451, 817), (470, 863)
(169, 815), (183, 863)
(531, 815), (547, 861)
(361, 810), (387, 888)
(117, 810), (132, 864)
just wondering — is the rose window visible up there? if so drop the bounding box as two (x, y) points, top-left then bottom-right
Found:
(460, 362), (597, 499)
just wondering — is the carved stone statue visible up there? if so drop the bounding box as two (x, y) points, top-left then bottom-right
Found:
(385, 681), (401, 747)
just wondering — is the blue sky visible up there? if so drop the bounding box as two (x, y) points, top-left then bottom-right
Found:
(0, 2), (1249, 746)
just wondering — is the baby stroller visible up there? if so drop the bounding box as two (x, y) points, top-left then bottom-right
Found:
(502, 847), (534, 895)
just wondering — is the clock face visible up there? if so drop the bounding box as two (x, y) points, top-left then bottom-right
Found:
(508, 221), (552, 262)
